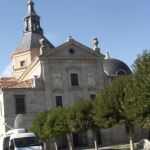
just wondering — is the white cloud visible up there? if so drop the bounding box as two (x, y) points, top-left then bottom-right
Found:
(1, 63), (13, 77)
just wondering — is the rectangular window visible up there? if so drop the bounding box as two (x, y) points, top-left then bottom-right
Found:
(56, 96), (63, 107)
(70, 73), (79, 86)
(20, 60), (25, 67)
(15, 95), (26, 114)
(90, 94), (96, 100)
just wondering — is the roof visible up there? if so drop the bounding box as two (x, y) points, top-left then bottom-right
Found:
(103, 58), (132, 76)
(6, 129), (26, 135)
(14, 32), (54, 54)
(0, 77), (17, 89)
(10, 133), (36, 139)
(46, 37), (104, 57)
(8, 79), (34, 88)
(0, 78), (34, 89)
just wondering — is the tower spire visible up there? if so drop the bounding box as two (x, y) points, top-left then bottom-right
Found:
(27, 0), (37, 16)
(24, 0), (43, 34)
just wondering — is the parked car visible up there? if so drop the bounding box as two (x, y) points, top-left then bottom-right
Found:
(0, 128), (43, 150)
(136, 139), (150, 150)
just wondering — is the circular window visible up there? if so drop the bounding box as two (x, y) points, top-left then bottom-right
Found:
(69, 48), (74, 54)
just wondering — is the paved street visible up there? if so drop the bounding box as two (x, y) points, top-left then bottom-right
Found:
(67, 146), (130, 150)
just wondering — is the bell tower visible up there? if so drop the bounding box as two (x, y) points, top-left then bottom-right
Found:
(24, 0), (43, 34)
(12, 0), (54, 79)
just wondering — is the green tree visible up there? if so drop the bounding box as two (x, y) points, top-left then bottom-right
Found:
(60, 101), (96, 150)
(72, 100), (99, 150)
(65, 104), (79, 150)
(127, 50), (150, 127)
(95, 76), (135, 150)
(44, 107), (68, 150)
(30, 111), (48, 149)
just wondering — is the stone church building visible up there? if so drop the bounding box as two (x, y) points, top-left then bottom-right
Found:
(0, 0), (144, 149)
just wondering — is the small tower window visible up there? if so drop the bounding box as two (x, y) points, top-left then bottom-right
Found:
(20, 60), (25, 67)
(32, 23), (36, 31)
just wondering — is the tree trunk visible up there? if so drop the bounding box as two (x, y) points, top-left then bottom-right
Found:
(54, 139), (58, 150)
(43, 142), (47, 150)
(66, 133), (74, 150)
(125, 123), (134, 150)
(93, 130), (98, 150)
(43, 140), (50, 150)
(129, 136), (134, 150)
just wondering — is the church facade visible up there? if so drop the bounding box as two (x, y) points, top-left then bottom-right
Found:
(0, 0), (144, 149)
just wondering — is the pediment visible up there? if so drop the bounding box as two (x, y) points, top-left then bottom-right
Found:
(44, 39), (104, 58)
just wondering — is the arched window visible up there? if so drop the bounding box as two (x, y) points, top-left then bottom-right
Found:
(116, 70), (126, 76)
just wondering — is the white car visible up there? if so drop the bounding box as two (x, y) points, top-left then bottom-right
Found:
(136, 139), (150, 150)
(0, 129), (43, 150)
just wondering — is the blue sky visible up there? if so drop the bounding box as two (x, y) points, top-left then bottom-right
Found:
(0, 0), (150, 76)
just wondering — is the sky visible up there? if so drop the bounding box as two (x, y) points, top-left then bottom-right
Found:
(0, 0), (150, 77)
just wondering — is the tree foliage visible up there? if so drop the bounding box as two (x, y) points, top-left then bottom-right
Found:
(44, 107), (68, 139)
(30, 111), (48, 140)
(65, 104), (79, 134)
(94, 76), (134, 134)
(94, 76), (135, 150)
(71, 100), (97, 131)
(66, 100), (99, 150)
(127, 50), (150, 127)
(132, 50), (150, 75)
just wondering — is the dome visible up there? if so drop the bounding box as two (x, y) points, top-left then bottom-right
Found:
(103, 58), (132, 76)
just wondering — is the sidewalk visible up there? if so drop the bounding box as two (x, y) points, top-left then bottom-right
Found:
(77, 144), (130, 150)
(83, 148), (130, 150)
(62, 144), (131, 150)
(83, 147), (130, 150)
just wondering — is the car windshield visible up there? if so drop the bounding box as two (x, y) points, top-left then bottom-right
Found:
(14, 137), (41, 148)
